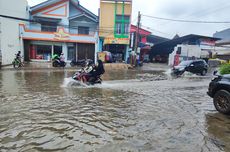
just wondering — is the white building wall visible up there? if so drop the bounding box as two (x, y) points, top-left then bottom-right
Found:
(0, 0), (29, 65)
(0, 17), (23, 65)
(0, 0), (28, 19)
(168, 44), (202, 66)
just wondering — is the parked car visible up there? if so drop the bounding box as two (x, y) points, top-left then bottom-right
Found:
(207, 73), (230, 114)
(172, 59), (208, 76)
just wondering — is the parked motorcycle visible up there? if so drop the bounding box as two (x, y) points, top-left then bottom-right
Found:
(70, 59), (86, 67)
(52, 54), (66, 67)
(52, 59), (66, 67)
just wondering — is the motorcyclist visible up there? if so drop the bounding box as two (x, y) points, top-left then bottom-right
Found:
(52, 54), (60, 61)
(82, 59), (105, 83)
(14, 51), (23, 66)
(91, 60), (105, 78)
(16, 51), (21, 59)
(80, 59), (95, 82)
(60, 53), (65, 66)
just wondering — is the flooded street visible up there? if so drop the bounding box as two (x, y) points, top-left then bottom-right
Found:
(0, 66), (230, 152)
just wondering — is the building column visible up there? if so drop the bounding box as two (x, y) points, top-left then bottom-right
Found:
(51, 45), (54, 57)
(125, 45), (130, 63)
(75, 43), (78, 60)
(94, 31), (99, 63)
(62, 43), (68, 62)
(19, 30), (24, 62)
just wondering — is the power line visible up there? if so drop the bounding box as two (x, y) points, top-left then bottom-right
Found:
(150, 1), (230, 27)
(141, 25), (172, 37)
(142, 14), (230, 24)
(184, 2), (230, 19)
(0, 14), (35, 22)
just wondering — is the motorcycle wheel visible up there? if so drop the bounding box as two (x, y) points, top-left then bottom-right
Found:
(13, 61), (20, 69)
(70, 62), (75, 67)
(12, 61), (15, 68)
(52, 61), (58, 67)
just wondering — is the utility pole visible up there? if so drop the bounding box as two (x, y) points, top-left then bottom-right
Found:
(133, 11), (141, 66)
(135, 11), (141, 54)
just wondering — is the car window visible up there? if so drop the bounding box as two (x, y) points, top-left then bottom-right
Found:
(179, 61), (192, 66)
(192, 61), (200, 66)
(197, 61), (203, 65)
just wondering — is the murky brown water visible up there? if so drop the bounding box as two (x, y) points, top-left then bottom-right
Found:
(0, 68), (230, 152)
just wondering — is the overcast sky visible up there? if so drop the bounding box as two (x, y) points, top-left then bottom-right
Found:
(27, 0), (230, 39)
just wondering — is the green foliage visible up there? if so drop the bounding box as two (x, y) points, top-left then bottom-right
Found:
(220, 64), (230, 75)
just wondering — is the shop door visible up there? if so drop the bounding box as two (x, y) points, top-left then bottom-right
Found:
(77, 43), (95, 60)
(67, 46), (76, 60)
(54, 46), (62, 56)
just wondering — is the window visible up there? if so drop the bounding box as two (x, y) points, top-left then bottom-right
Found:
(116, 23), (122, 34)
(78, 26), (89, 35)
(33, 45), (52, 60)
(41, 24), (57, 32)
(115, 15), (130, 35)
(177, 47), (181, 54)
(69, 26), (78, 34)
(192, 61), (200, 67)
(124, 23), (129, 34)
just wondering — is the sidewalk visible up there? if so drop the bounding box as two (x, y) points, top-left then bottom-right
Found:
(0, 62), (132, 71)
(0, 62), (169, 72)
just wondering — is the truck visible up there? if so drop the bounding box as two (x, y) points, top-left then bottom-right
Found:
(168, 44), (210, 66)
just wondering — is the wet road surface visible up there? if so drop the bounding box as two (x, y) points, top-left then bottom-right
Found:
(0, 67), (230, 152)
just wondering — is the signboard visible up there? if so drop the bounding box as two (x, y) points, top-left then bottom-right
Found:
(104, 37), (130, 45)
(200, 39), (215, 46)
(54, 28), (70, 40)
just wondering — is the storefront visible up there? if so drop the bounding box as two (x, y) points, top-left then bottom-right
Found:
(27, 41), (77, 62)
(103, 38), (130, 62)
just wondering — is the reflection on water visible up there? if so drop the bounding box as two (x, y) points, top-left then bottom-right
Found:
(205, 113), (230, 152)
(0, 69), (229, 152)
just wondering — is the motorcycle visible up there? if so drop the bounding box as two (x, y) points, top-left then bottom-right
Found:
(52, 54), (66, 67)
(52, 58), (66, 67)
(70, 59), (86, 67)
(72, 69), (102, 85)
(12, 58), (23, 68)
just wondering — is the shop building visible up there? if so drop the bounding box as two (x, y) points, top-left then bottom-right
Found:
(0, 0), (29, 66)
(99, 0), (132, 63)
(20, 0), (99, 63)
(130, 24), (151, 62)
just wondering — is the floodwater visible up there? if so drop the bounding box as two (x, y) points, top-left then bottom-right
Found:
(0, 67), (230, 152)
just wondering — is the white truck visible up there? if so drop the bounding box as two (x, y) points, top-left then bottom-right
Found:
(168, 44), (210, 66)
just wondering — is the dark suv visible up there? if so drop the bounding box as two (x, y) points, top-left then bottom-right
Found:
(207, 74), (230, 114)
(172, 59), (208, 76)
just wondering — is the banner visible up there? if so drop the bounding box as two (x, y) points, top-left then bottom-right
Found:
(104, 37), (130, 45)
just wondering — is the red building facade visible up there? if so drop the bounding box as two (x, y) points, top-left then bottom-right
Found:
(130, 24), (151, 62)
